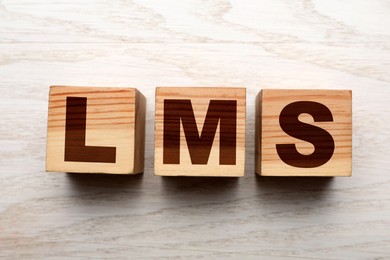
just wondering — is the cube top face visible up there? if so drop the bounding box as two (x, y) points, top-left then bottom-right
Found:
(155, 87), (246, 177)
(46, 86), (139, 174)
(258, 89), (352, 177)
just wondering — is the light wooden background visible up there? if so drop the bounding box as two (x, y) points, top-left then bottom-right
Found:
(1, 0), (390, 259)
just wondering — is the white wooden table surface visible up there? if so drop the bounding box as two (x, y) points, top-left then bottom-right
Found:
(1, 0), (390, 259)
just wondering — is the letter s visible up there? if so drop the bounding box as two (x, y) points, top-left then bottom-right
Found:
(276, 101), (335, 168)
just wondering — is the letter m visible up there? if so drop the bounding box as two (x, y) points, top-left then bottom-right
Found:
(163, 99), (237, 165)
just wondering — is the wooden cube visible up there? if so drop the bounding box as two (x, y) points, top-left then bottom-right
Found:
(46, 86), (146, 174)
(256, 89), (352, 177)
(155, 87), (246, 177)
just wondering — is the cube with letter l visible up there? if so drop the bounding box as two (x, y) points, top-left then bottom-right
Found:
(46, 86), (146, 174)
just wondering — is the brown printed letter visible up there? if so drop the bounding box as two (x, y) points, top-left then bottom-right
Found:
(163, 99), (237, 165)
(276, 101), (335, 168)
(64, 97), (116, 163)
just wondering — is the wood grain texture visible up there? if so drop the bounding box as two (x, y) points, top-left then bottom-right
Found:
(46, 86), (146, 174)
(155, 87), (245, 177)
(256, 89), (352, 177)
(1, 0), (390, 258)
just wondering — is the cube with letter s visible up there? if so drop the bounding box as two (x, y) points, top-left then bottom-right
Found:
(256, 89), (352, 176)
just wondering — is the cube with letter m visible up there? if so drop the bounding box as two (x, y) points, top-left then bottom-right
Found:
(155, 87), (246, 177)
